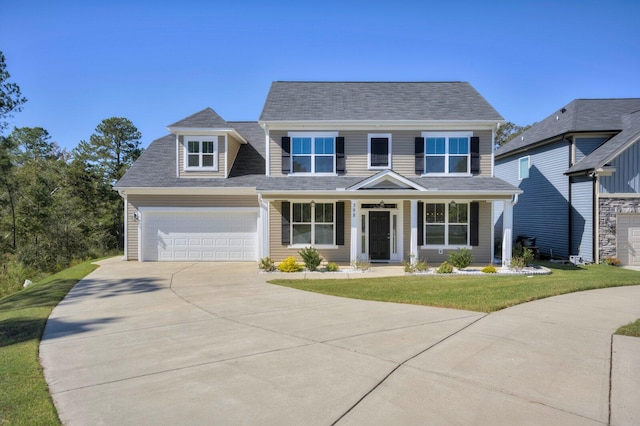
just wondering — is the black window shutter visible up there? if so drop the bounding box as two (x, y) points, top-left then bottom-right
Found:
(470, 201), (479, 246)
(282, 137), (291, 174)
(282, 201), (290, 245)
(417, 201), (424, 246)
(335, 202), (345, 245)
(336, 137), (345, 174)
(415, 137), (424, 174)
(470, 136), (480, 175)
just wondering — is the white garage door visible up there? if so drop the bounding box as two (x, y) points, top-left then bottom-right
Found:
(617, 214), (640, 266)
(141, 209), (258, 261)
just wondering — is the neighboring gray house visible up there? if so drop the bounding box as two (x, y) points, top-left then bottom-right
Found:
(494, 99), (640, 266)
(115, 81), (521, 266)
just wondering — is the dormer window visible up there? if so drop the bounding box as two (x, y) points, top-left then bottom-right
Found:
(184, 136), (218, 170)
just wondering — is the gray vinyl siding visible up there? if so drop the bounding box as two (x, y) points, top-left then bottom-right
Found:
(574, 137), (607, 163)
(226, 135), (242, 177)
(495, 140), (571, 258)
(416, 201), (492, 264)
(125, 195), (259, 261)
(570, 176), (594, 262)
(269, 129), (493, 177)
(177, 135), (226, 178)
(269, 200), (351, 263)
(599, 139), (640, 194)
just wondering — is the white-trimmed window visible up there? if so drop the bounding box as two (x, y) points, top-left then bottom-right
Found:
(290, 132), (336, 174)
(519, 156), (530, 180)
(184, 136), (218, 170)
(368, 134), (392, 169)
(424, 202), (468, 246)
(291, 202), (335, 246)
(422, 132), (472, 175)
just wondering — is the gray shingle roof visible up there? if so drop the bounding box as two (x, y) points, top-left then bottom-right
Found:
(567, 111), (640, 174)
(115, 122), (266, 189)
(259, 82), (504, 122)
(495, 98), (640, 158)
(167, 107), (229, 128)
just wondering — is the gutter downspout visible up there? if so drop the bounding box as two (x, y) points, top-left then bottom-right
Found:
(593, 172), (599, 263)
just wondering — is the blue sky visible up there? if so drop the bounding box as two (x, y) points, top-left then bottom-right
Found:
(2, 0), (639, 151)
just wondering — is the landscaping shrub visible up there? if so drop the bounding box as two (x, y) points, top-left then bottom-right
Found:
(603, 256), (621, 266)
(298, 246), (323, 271)
(325, 262), (340, 272)
(259, 257), (276, 272)
(403, 254), (428, 273)
(351, 257), (370, 272)
(481, 264), (497, 273)
(511, 244), (534, 270)
(436, 261), (454, 274)
(277, 256), (303, 272)
(448, 248), (473, 269)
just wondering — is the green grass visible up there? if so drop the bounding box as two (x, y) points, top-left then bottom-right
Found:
(616, 319), (640, 337)
(0, 260), (99, 426)
(270, 262), (640, 313)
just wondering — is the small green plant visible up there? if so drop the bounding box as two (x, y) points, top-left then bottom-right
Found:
(603, 256), (621, 266)
(436, 261), (454, 274)
(403, 254), (428, 273)
(481, 264), (497, 273)
(325, 262), (340, 272)
(298, 246), (323, 271)
(277, 256), (303, 272)
(511, 244), (534, 270)
(259, 257), (276, 272)
(351, 257), (370, 272)
(448, 248), (473, 269)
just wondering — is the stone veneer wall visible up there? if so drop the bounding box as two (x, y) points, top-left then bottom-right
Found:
(599, 197), (640, 260)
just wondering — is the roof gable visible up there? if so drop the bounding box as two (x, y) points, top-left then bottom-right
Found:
(168, 107), (229, 129)
(346, 170), (425, 191)
(259, 81), (504, 122)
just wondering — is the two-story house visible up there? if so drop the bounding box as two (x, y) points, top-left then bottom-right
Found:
(115, 82), (521, 266)
(494, 98), (640, 266)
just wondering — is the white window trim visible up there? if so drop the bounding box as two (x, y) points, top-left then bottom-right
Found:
(288, 132), (338, 176)
(183, 136), (218, 171)
(421, 131), (472, 176)
(368, 133), (392, 170)
(518, 156), (530, 180)
(422, 201), (470, 248)
(288, 201), (338, 249)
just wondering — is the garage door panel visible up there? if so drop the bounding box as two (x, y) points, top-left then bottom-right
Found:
(142, 211), (258, 261)
(617, 214), (640, 266)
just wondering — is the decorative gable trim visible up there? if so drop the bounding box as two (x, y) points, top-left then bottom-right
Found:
(346, 170), (426, 191)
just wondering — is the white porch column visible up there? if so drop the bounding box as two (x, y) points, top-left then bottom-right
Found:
(410, 200), (418, 262)
(350, 200), (358, 264)
(258, 195), (270, 260)
(501, 199), (513, 268)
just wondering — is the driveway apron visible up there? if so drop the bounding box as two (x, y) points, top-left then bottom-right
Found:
(40, 259), (640, 425)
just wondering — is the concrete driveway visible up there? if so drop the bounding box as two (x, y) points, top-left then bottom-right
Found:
(41, 259), (640, 425)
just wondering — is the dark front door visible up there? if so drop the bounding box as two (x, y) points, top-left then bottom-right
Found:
(369, 211), (390, 261)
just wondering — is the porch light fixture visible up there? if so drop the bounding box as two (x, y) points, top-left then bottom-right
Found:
(449, 200), (456, 208)
(310, 200), (315, 207)
(379, 200), (385, 208)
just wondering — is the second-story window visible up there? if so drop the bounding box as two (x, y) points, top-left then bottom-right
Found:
(289, 132), (336, 174)
(368, 134), (391, 169)
(422, 132), (472, 175)
(184, 136), (218, 170)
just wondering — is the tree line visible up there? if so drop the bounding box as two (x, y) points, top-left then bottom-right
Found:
(0, 51), (141, 292)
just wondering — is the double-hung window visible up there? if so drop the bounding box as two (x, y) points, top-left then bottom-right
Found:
(290, 132), (336, 174)
(423, 132), (472, 175)
(291, 202), (335, 246)
(184, 136), (218, 170)
(424, 202), (468, 246)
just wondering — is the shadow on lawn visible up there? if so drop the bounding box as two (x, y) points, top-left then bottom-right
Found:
(0, 316), (120, 347)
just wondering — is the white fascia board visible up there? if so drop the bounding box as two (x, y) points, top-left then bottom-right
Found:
(167, 127), (247, 143)
(259, 120), (501, 131)
(258, 189), (520, 199)
(114, 187), (257, 196)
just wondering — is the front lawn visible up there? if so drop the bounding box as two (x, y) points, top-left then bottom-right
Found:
(270, 262), (640, 313)
(0, 260), (99, 425)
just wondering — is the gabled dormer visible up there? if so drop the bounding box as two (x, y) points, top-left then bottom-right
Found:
(168, 107), (248, 178)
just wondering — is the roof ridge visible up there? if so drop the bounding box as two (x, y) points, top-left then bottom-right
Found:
(273, 80), (468, 84)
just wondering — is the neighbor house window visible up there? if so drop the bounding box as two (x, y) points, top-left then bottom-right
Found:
(184, 136), (218, 170)
(368, 134), (391, 169)
(519, 156), (530, 180)
(292, 202), (335, 245)
(424, 202), (468, 246)
(422, 132), (472, 175)
(290, 133), (336, 174)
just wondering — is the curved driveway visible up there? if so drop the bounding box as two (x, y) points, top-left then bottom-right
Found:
(41, 258), (640, 425)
